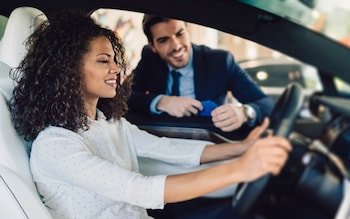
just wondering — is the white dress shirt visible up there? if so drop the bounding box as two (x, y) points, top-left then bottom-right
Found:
(30, 110), (206, 219)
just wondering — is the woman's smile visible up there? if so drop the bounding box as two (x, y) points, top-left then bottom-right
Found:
(105, 78), (117, 88)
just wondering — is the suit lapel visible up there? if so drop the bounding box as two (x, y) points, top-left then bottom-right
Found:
(152, 52), (169, 93)
(192, 45), (207, 100)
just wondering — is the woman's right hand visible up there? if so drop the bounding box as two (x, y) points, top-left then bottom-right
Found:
(235, 134), (292, 182)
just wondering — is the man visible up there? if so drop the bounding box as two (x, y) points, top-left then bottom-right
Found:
(128, 14), (274, 133)
(126, 15), (278, 218)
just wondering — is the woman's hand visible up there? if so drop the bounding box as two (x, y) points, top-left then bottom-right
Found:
(235, 132), (292, 182)
(200, 117), (271, 163)
(238, 117), (271, 154)
(165, 117), (291, 203)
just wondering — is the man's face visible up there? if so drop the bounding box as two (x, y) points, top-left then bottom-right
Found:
(149, 20), (192, 69)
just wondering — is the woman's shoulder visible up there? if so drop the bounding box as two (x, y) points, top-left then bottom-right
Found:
(35, 126), (81, 141)
(32, 126), (87, 153)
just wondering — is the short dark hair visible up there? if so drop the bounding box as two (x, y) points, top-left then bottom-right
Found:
(142, 14), (171, 43)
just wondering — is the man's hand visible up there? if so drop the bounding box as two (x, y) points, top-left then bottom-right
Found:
(156, 96), (203, 117)
(211, 103), (247, 132)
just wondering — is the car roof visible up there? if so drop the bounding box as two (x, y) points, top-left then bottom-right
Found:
(2, 0), (350, 83)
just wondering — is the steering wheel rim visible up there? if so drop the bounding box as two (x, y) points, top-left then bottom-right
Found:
(232, 83), (305, 215)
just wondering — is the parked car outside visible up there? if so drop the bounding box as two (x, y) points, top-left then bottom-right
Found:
(239, 57), (323, 119)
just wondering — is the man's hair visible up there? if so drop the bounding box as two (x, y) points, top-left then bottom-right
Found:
(142, 14), (171, 43)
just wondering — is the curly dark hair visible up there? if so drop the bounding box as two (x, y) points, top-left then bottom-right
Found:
(9, 11), (133, 141)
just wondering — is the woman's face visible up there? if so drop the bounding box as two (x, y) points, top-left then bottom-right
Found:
(81, 36), (123, 103)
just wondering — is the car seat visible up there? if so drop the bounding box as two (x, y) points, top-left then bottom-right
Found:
(0, 61), (11, 78)
(0, 6), (47, 78)
(0, 7), (47, 68)
(0, 7), (52, 219)
(0, 79), (53, 219)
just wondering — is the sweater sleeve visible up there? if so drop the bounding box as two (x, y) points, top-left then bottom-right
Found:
(122, 118), (208, 167)
(30, 126), (166, 209)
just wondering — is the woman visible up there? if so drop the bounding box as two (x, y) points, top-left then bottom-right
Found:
(9, 11), (291, 219)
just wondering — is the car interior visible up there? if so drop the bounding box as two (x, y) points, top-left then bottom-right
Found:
(0, 7), (238, 219)
(1, 1), (350, 219)
(0, 7), (53, 219)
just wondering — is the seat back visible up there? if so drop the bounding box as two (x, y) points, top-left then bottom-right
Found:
(0, 6), (52, 219)
(0, 7), (47, 68)
(0, 78), (33, 187)
(0, 164), (53, 219)
(0, 78), (52, 219)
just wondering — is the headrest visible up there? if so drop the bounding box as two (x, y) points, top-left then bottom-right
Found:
(0, 7), (47, 68)
(0, 77), (15, 99)
(0, 61), (11, 79)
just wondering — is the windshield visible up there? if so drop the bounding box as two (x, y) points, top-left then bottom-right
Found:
(240, 0), (350, 47)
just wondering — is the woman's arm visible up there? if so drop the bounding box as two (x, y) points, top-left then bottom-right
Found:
(200, 118), (270, 164)
(164, 133), (291, 203)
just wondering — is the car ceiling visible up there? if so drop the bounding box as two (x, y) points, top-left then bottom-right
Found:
(2, 0), (350, 84)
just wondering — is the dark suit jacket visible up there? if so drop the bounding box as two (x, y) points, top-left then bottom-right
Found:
(128, 44), (274, 125)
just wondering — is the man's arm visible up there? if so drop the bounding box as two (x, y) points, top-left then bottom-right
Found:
(156, 95), (202, 117)
(210, 51), (275, 131)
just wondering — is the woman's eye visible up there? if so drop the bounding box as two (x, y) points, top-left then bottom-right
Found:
(98, 60), (109, 64)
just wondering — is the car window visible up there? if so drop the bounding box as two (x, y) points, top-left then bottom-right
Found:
(92, 10), (310, 67)
(0, 15), (8, 41)
(91, 8), (324, 98)
(243, 60), (322, 89)
(335, 77), (350, 97)
(91, 9), (146, 70)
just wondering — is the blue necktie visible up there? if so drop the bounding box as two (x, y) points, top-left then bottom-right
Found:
(171, 70), (181, 96)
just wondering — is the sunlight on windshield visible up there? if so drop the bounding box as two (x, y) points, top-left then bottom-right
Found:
(335, 77), (350, 94)
(240, 0), (350, 47)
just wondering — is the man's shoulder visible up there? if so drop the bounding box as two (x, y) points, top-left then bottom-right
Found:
(193, 44), (230, 56)
(141, 45), (154, 55)
(139, 45), (164, 64)
(193, 44), (233, 62)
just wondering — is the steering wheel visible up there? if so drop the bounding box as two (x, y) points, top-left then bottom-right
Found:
(232, 82), (305, 215)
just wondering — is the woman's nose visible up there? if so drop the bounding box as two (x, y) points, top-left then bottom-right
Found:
(110, 62), (121, 74)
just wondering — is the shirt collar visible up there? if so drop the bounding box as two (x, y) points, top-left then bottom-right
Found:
(87, 108), (107, 123)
